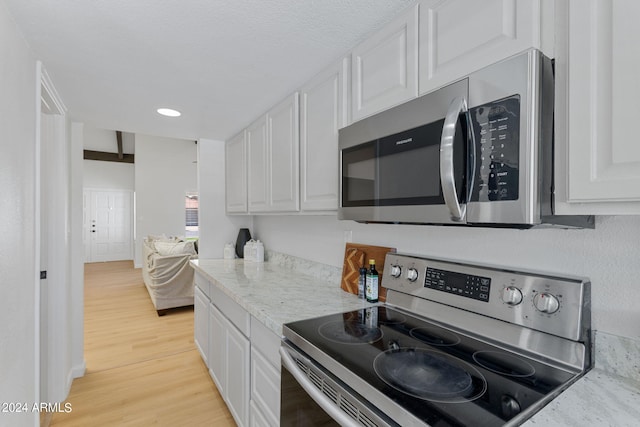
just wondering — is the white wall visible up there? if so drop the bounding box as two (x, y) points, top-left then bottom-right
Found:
(253, 214), (640, 341)
(134, 134), (197, 266)
(83, 160), (135, 190)
(0, 1), (39, 425)
(197, 139), (252, 259)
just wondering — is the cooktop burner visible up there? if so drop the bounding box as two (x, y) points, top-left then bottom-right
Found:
(473, 351), (536, 378)
(410, 325), (461, 346)
(318, 320), (382, 344)
(374, 348), (487, 403)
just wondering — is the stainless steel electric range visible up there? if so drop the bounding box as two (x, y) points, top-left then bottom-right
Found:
(281, 253), (591, 427)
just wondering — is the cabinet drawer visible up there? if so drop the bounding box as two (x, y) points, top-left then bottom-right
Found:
(250, 316), (281, 369)
(210, 282), (250, 337)
(194, 271), (210, 299)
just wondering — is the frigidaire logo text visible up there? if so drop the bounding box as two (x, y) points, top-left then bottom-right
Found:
(395, 138), (413, 145)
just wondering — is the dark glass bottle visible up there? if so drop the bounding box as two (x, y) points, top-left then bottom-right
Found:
(365, 259), (379, 303)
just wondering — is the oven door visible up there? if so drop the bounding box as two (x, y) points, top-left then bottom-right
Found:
(339, 79), (471, 225)
(280, 342), (395, 427)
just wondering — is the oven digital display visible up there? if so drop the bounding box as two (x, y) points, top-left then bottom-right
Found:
(424, 267), (491, 302)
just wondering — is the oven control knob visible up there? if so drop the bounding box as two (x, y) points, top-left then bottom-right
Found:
(533, 292), (560, 314)
(390, 265), (402, 278)
(407, 268), (419, 282)
(501, 286), (523, 306)
(501, 395), (521, 418)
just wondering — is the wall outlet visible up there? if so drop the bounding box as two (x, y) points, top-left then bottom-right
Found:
(343, 230), (353, 243)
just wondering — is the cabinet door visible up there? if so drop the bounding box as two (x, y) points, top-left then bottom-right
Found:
(208, 303), (226, 394)
(226, 318), (251, 427)
(250, 400), (271, 427)
(194, 285), (209, 366)
(554, 0), (640, 214)
(250, 347), (280, 427)
(352, 4), (418, 121)
(247, 115), (270, 212)
(225, 130), (248, 213)
(300, 58), (349, 212)
(419, 0), (541, 95)
(268, 93), (300, 212)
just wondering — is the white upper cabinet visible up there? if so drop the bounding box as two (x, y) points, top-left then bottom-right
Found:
(419, 0), (545, 95)
(351, 4), (419, 121)
(300, 57), (350, 212)
(268, 93), (300, 212)
(554, 0), (640, 214)
(247, 116), (269, 213)
(225, 130), (248, 213)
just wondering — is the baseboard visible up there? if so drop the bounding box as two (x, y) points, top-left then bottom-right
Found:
(71, 360), (86, 379)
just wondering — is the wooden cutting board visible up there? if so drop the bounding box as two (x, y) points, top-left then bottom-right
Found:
(340, 243), (396, 302)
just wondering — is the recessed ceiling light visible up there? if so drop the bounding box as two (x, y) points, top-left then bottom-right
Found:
(157, 108), (181, 117)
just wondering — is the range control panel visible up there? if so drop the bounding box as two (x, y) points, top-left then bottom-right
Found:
(424, 268), (491, 302)
(382, 253), (590, 342)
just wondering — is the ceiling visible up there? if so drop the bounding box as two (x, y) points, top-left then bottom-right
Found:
(6, 0), (415, 141)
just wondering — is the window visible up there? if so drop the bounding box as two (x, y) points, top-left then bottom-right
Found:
(185, 193), (198, 237)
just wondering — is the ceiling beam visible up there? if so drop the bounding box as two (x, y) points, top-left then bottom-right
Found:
(84, 150), (134, 163)
(116, 130), (123, 159)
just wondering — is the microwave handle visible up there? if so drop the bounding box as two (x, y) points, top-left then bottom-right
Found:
(440, 97), (468, 222)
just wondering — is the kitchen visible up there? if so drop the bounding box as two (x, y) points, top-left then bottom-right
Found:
(195, 1), (640, 425)
(2, 0), (639, 426)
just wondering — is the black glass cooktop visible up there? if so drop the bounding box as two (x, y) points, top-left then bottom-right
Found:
(284, 306), (578, 427)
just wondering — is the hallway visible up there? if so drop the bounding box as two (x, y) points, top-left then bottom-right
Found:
(50, 261), (235, 426)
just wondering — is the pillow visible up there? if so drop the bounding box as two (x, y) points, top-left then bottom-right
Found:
(147, 233), (168, 241)
(147, 234), (181, 243)
(154, 240), (197, 256)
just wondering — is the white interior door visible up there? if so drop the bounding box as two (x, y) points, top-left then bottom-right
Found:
(84, 189), (133, 262)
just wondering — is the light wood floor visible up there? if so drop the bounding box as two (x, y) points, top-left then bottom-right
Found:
(50, 261), (235, 426)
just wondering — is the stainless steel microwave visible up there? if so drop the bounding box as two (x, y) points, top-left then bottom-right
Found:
(339, 49), (592, 228)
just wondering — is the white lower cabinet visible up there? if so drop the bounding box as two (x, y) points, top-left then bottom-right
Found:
(226, 317), (251, 426)
(250, 400), (271, 427)
(208, 304), (226, 396)
(193, 284), (209, 366)
(196, 278), (282, 427)
(208, 301), (251, 427)
(249, 316), (281, 426)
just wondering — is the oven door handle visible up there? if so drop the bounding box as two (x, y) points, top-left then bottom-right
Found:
(440, 96), (468, 222)
(280, 346), (361, 427)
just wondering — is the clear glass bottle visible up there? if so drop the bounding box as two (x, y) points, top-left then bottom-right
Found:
(365, 259), (379, 303)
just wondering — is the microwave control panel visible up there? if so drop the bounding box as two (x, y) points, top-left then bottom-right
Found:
(470, 95), (520, 202)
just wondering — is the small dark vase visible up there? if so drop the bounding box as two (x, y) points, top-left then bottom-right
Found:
(235, 228), (252, 258)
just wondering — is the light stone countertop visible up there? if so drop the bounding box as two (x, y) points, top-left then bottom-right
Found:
(191, 257), (640, 426)
(191, 258), (375, 336)
(523, 368), (640, 426)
